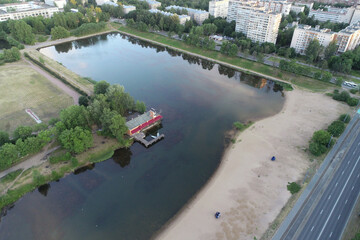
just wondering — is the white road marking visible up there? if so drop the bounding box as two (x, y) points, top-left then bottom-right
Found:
(354, 150), (356, 155)
(346, 199), (348, 204)
(358, 174), (360, 178)
(342, 171), (345, 175)
(316, 156), (360, 240)
(352, 186), (354, 191)
(311, 226), (314, 232)
(338, 214), (341, 220)
(328, 195), (331, 200)
(348, 161), (350, 164)
(329, 232), (333, 238)
(335, 182), (338, 187)
(358, 142), (360, 146)
(320, 209), (323, 214)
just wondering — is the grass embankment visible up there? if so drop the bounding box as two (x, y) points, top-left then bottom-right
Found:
(0, 62), (73, 133)
(112, 23), (334, 92)
(24, 49), (94, 95)
(0, 134), (130, 211)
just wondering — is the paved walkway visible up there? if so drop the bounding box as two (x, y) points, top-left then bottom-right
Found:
(22, 57), (81, 104)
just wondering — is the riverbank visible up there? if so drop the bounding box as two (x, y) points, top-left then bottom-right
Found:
(156, 89), (349, 240)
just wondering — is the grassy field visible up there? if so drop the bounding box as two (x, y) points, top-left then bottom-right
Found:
(0, 62), (73, 133)
(26, 49), (94, 95)
(112, 23), (335, 92)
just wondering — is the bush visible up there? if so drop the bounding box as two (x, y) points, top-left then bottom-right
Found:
(333, 91), (350, 102)
(350, 89), (358, 94)
(3, 47), (21, 62)
(51, 26), (70, 40)
(233, 121), (245, 130)
(312, 130), (331, 145)
(347, 97), (359, 106)
(72, 22), (106, 37)
(79, 95), (89, 107)
(32, 170), (45, 185)
(49, 152), (72, 164)
(339, 114), (351, 123)
(309, 141), (327, 156)
(287, 182), (301, 194)
(327, 120), (345, 137)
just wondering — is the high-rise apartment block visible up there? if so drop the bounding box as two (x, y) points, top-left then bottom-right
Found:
(209, 0), (229, 18)
(165, 5), (209, 24)
(234, 2), (282, 43)
(290, 22), (360, 53)
(309, 6), (355, 23)
(149, 9), (191, 25)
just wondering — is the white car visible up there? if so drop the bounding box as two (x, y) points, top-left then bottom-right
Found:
(343, 81), (358, 88)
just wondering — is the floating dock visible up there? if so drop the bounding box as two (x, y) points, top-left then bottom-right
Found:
(133, 132), (165, 147)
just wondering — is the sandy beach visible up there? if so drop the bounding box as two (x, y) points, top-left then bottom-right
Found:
(156, 89), (349, 240)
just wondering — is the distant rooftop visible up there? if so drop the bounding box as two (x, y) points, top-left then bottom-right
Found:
(149, 8), (190, 19)
(0, 1), (55, 13)
(123, 4), (135, 8)
(165, 5), (208, 14)
(297, 24), (333, 33)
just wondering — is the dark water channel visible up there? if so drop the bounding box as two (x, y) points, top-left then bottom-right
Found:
(0, 33), (284, 240)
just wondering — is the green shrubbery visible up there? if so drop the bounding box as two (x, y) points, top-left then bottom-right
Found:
(287, 182), (301, 194)
(279, 60), (332, 82)
(339, 114), (351, 123)
(72, 22), (106, 37)
(332, 90), (359, 106)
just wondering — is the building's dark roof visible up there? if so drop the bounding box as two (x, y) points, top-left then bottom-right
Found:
(126, 111), (153, 130)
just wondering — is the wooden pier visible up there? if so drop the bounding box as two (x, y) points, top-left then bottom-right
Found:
(133, 132), (165, 147)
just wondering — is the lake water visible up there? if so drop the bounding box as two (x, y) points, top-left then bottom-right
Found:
(0, 33), (284, 240)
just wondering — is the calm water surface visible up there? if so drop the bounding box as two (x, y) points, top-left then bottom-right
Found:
(0, 33), (284, 240)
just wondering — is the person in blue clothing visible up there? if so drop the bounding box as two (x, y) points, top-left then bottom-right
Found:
(215, 212), (221, 219)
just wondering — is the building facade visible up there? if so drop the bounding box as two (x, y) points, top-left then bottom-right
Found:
(165, 5), (209, 24)
(350, 4), (360, 25)
(257, 0), (291, 15)
(0, 2), (59, 22)
(290, 5), (305, 14)
(235, 3), (282, 43)
(309, 6), (355, 23)
(44, 0), (66, 8)
(149, 9), (190, 24)
(209, 0), (229, 18)
(123, 5), (136, 14)
(139, 0), (161, 9)
(290, 22), (360, 53)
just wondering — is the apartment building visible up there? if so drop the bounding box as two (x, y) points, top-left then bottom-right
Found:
(290, 5), (305, 14)
(165, 5), (209, 24)
(290, 22), (360, 53)
(336, 21), (360, 52)
(350, 4), (360, 25)
(0, 2), (59, 22)
(288, 0), (358, 6)
(123, 5), (136, 14)
(290, 25), (335, 53)
(149, 9), (190, 24)
(257, 0), (291, 15)
(235, 3), (282, 43)
(309, 6), (355, 23)
(292, 1), (314, 9)
(208, 0), (229, 18)
(139, 0), (161, 9)
(44, 0), (66, 8)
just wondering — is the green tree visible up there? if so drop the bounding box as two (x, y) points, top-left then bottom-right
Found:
(13, 125), (33, 141)
(3, 47), (21, 62)
(312, 130), (331, 145)
(327, 120), (345, 137)
(202, 23), (217, 36)
(324, 40), (337, 60)
(0, 143), (19, 169)
(135, 100), (146, 113)
(87, 94), (109, 125)
(58, 126), (93, 154)
(339, 114), (351, 123)
(106, 84), (135, 116)
(60, 105), (90, 130)
(94, 80), (110, 95)
(0, 131), (10, 146)
(309, 141), (327, 156)
(305, 39), (323, 63)
(109, 114), (128, 142)
(8, 20), (35, 45)
(51, 26), (70, 40)
(287, 182), (301, 194)
(78, 95), (89, 107)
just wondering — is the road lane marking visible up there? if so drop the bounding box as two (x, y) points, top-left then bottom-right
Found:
(316, 155), (360, 240)
(352, 186), (354, 191)
(328, 195), (331, 200)
(348, 161), (350, 164)
(336, 182), (338, 187)
(311, 226), (314, 232)
(346, 199), (348, 204)
(342, 171), (345, 175)
(330, 232), (333, 237)
(320, 209), (323, 214)
(354, 150), (357, 155)
(338, 214), (341, 220)
(358, 174), (360, 178)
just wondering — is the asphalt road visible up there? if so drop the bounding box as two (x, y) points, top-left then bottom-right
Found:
(277, 116), (360, 240)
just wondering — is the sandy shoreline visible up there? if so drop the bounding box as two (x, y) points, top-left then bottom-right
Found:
(156, 89), (349, 240)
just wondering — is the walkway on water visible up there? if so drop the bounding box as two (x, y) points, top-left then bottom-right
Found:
(133, 132), (165, 148)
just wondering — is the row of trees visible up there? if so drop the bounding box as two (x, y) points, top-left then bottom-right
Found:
(309, 114), (350, 156)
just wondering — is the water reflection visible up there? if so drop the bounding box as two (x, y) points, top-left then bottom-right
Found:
(112, 148), (132, 168)
(74, 163), (95, 175)
(38, 184), (51, 197)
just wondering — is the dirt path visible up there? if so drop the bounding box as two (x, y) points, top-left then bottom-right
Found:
(22, 57), (81, 104)
(0, 145), (60, 180)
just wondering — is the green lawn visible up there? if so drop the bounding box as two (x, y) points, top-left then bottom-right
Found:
(0, 62), (73, 133)
(113, 23), (335, 92)
(268, 56), (281, 63)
